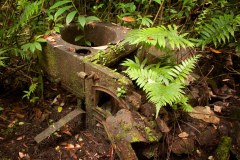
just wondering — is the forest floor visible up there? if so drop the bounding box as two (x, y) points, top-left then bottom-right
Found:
(0, 52), (240, 160)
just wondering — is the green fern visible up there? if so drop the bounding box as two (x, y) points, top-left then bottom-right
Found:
(22, 83), (38, 100)
(197, 14), (240, 48)
(8, 1), (41, 34)
(123, 25), (194, 49)
(0, 49), (9, 67)
(122, 55), (200, 117)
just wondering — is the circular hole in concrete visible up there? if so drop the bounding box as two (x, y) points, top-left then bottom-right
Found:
(75, 49), (91, 56)
(61, 23), (117, 47)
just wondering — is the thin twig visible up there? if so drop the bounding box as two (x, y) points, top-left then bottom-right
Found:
(178, 119), (201, 134)
(152, 0), (165, 26)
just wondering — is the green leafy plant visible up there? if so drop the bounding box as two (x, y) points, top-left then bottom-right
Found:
(117, 86), (127, 98)
(22, 83), (39, 103)
(75, 16), (100, 46)
(8, 1), (42, 35)
(21, 36), (46, 55)
(123, 25), (194, 49)
(196, 14), (240, 48)
(122, 24), (199, 117)
(47, 0), (100, 33)
(0, 49), (9, 67)
(122, 55), (200, 117)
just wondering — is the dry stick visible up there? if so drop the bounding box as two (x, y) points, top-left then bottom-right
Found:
(174, 112), (182, 133)
(34, 108), (85, 143)
(0, 115), (11, 122)
(178, 119), (201, 134)
(152, 0), (165, 27)
(198, 65), (214, 85)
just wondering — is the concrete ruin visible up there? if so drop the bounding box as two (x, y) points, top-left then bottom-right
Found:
(38, 22), (191, 159)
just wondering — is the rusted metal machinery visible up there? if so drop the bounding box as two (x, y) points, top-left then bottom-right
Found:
(38, 22), (162, 159)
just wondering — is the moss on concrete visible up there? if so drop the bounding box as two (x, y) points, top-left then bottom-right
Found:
(144, 127), (158, 142)
(215, 136), (232, 160)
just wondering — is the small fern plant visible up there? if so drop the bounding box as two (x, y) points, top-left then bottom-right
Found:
(196, 14), (240, 49)
(122, 24), (199, 117)
(122, 55), (200, 117)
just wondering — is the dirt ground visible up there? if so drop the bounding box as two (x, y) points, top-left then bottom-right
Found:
(0, 53), (240, 160)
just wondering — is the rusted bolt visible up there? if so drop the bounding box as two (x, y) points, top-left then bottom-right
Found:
(77, 72), (88, 79)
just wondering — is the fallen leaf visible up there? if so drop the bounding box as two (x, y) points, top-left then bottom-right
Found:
(58, 106), (63, 113)
(209, 47), (222, 54)
(51, 94), (61, 105)
(19, 152), (25, 158)
(46, 36), (56, 42)
(17, 135), (25, 140)
(18, 122), (24, 125)
(65, 143), (75, 149)
(60, 142), (68, 146)
(75, 144), (81, 148)
(22, 143), (28, 148)
(147, 37), (155, 40)
(214, 105), (222, 113)
(213, 124), (218, 130)
(8, 120), (16, 128)
(16, 113), (25, 119)
(122, 16), (135, 22)
(61, 130), (72, 136)
(55, 146), (60, 152)
(222, 78), (230, 82)
(178, 132), (189, 139)
(189, 106), (220, 124)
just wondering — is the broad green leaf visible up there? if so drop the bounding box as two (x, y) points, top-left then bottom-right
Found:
(75, 35), (84, 41)
(0, 107), (4, 111)
(86, 16), (100, 23)
(54, 6), (72, 19)
(153, 0), (161, 4)
(21, 43), (31, 51)
(50, 0), (71, 10)
(34, 42), (42, 51)
(54, 26), (61, 33)
(66, 10), (78, 25)
(29, 44), (36, 53)
(85, 41), (92, 46)
(78, 16), (86, 29)
(36, 38), (46, 42)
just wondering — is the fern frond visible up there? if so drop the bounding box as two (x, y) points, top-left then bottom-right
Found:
(8, 1), (41, 34)
(146, 82), (185, 116)
(122, 55), (199, 117)
(197, 14), (239, 48)
(123, 25), (194, 49)
(169, 55), (201, 83)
